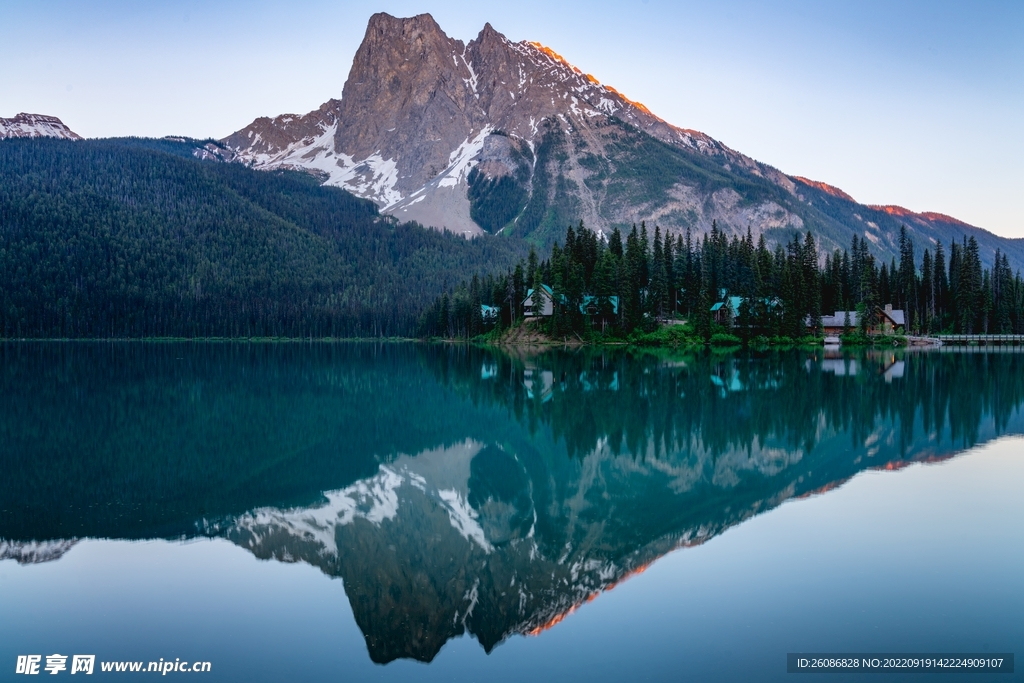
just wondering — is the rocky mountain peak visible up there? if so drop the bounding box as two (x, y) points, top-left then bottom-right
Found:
(335, 12), (476, 195)
(0, 113), (82, 140)
(222, 12), (712, 235)
(364, 11), (450, 43)
(468, 22), (512, 70)
(220, 13), (1013, 264)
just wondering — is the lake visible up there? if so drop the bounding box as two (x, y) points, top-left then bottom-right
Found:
(1, 343), (1021, 682)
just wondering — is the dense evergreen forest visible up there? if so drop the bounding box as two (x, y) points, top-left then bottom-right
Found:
(0, 138), (526, 338)
(4, 137), (1021, 341)
(420, 220), (1024, 339)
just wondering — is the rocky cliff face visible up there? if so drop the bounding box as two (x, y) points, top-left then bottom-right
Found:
(222, 13), (1021, 267)
(221, 13), (767, 238)
(0, 113), (81, 140)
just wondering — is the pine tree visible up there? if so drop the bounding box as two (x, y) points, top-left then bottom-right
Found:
(470, 274), (483, 336)
(609, 227), (623, 259)
(439, 292), (451, 337)
(920, 249), (934, 333)
(956, 236), (983, 333)
(879, 262), (891, 308)
(933, 242), (948, 323)
(663, 230), (676, 316)
(682, 229), (698, 316)
(639, 222), (650, 302)
(511, 264), (525, 320)
(623, 225), (645, 329)
(897, 225), (916, 330)
(802, 231), (822, 334)
(526, 246), (539, 295)
(650, 226), (667, 319)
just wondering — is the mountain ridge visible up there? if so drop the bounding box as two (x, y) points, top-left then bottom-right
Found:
(221, 12), (1023, 269)
(0, 113), (81, 141)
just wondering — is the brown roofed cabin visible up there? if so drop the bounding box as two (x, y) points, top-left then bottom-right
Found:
(874, 304), (905, 334)
(819, 311), (858, 335)
(810, 305), (905, 335)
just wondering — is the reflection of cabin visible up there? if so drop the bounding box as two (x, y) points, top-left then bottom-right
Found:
(884, 359), (905, 382)
(710, 369), (744, 395)
(523, 285), (554, 317)
(480, 305), (499, 324)
(816, 354), (903, 381)
(820, 358), (859, 376)
(522, 367), (554, 402)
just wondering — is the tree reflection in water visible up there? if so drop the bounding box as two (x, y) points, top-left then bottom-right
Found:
(2, 343), (1023, 662)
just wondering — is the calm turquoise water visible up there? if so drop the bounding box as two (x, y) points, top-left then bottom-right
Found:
(1, 343), (1022, 682)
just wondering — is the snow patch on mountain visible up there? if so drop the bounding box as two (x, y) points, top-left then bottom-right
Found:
(438, 126), (492, 188)
(0, 538), (79, 564)
(438, 489), (493, 552)
(461, 51), (479, 96)
(224, 440), (496, 557)
(235, 120), (403, 207)
(0, 113), (82, 140)
(229, 465), (404, 556)
(240, 120), (344, 174)
(348, 153), (403, 207)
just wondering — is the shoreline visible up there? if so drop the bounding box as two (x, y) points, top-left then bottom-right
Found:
(0, 333), (984, 351)
(0, 337), (420, 343)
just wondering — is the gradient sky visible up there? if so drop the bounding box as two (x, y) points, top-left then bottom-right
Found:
(3, 1), (1021, 237)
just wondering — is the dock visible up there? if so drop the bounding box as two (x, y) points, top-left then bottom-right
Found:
(934, 334), (1024, 346)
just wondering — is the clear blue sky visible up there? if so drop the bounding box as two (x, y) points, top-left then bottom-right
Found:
(3, 0), (1021, 238)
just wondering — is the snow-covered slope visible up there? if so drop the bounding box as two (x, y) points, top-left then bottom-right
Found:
(0, 113), (82, 140)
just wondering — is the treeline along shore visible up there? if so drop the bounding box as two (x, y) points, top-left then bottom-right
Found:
(419, 220), (1024, 345)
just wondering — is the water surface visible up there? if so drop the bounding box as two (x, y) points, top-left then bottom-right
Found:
(1, 344), (1022, 681)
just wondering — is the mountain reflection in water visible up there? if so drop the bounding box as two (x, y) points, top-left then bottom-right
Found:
(2, 343), (1023, 664)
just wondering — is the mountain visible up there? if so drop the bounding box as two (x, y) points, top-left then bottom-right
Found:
(223, 13), (1024, 269)
(0, 113), (81, 140)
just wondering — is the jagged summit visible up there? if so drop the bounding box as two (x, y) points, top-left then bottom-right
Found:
(221, 13), (1020, 267)
(0, 113), (81, 140)
(223, 13), (737, 237)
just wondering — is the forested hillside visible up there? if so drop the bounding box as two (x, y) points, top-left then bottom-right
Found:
(0, 138), (525, 338)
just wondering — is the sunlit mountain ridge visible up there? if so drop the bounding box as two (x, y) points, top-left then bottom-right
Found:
(220, 13), (1024, 268)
